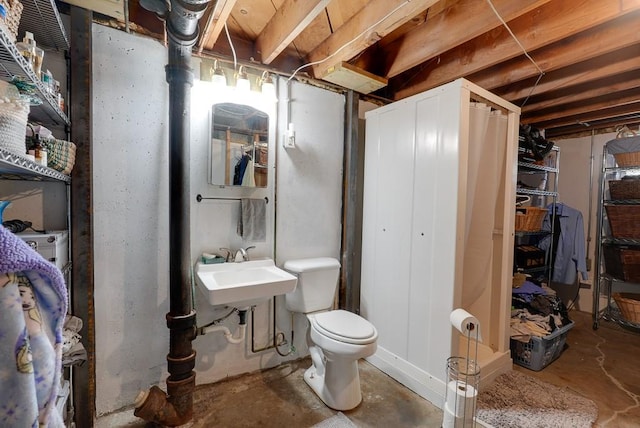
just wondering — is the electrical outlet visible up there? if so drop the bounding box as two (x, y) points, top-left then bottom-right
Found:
(283, 123), (296, 149)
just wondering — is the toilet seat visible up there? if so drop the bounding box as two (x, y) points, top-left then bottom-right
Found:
(310, 310), (377, 345)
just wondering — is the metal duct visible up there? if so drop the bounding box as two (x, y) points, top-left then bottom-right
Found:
(134, 1), (213, 425)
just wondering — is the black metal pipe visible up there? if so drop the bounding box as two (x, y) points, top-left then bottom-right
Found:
(134, 1), (211, 425)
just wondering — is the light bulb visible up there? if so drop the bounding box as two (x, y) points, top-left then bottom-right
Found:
(236, 65), (250, 92)
(260, 71), (277, 102)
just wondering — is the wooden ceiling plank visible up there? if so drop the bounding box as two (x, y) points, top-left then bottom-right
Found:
(530, 101), (640, 130)
(521, 71), (640, 113)
(383, 0), (552, 78)
(546, 117), (640, 139)
(307, 0), (440, 79)
(495, 44), (640, 102)
(325, 0), (368, 29)
(470, 11), (640, 94)
(256, 0), (333, 64)
(393, 0), (640, 100)
(199, 0), (238, 52)
(523, 88), (640, 125)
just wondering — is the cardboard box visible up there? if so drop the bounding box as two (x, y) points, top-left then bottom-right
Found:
(18, 230), (69, 271)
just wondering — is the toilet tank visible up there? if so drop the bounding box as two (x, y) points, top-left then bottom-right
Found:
(284, 257), (341, 313)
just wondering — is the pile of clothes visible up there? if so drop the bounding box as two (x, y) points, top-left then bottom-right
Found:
(62, 314), (87, 367)
(510, 274), (572, 343)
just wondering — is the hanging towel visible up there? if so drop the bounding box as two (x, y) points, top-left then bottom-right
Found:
(0, 226), (67, 427)
(237, 198), (266, 242)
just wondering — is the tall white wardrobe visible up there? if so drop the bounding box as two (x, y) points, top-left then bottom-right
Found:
(361, 78), (520, 407)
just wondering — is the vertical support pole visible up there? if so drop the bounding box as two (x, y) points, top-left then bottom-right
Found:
(340, 90), (364, 313)
(69, 5), (94, 427)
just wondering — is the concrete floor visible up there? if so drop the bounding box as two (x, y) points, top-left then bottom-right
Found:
(97, 310), (640, 428)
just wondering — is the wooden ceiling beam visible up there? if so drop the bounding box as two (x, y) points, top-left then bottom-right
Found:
(256, 0), (332, 64)
(545, 117), (640, 139)
(381, 0), (551, 78)
(534, 102), (640, 132)
(197, 0), (237, 53)
(307, 0), (439, 79)
(521, 71), (640, 113)
(523, 89), (640, 126)
(470, 11), (640, 94)
(494, 44), (640, 102)
(392, 0), (640, 100)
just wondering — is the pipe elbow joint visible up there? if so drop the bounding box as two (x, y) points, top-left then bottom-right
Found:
(134, 386), (183, 426)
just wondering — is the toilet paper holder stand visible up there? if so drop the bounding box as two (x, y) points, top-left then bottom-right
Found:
(444, 309), (481, 428)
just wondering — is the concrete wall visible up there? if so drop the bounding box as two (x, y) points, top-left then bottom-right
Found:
(92, 25), (345, 416)
(554, 131), (620, 312)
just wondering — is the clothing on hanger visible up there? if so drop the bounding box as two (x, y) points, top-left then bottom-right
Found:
(539, 202), (588, 285)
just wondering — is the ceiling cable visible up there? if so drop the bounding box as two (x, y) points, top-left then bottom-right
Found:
(485, 0), (545, 107)
(485, 0), (543, 75)
(224, 22), (238, 71)
(287, 0), (411, 81)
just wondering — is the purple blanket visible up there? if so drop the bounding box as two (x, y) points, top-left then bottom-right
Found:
(0, 226), (67, 427)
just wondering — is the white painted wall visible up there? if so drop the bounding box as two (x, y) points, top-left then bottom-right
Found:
(92, 25), (345, 416)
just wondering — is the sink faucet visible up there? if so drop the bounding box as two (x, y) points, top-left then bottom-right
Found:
(234, 246), (255, 262)
(219, 248), (233, 262)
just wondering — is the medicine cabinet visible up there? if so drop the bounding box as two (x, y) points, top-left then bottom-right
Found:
(209, 102), (268, 187)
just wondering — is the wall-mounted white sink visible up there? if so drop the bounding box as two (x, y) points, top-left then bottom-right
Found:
(195, 258), (298, 307)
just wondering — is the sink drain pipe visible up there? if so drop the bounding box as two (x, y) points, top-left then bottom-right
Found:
(133, 0), (212, 426)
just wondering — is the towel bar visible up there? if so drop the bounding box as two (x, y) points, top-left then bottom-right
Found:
(196, 194), (269, 204)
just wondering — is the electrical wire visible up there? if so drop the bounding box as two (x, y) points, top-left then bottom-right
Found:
(197, 307), (238, 330)
(485, 0), (545, 107)
(224, 22), (237, 71)
(565, 283), (582, 312)
(287, 0), (412, 81)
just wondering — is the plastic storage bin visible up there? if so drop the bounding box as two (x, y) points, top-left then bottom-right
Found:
(17, 230), (69, 270)
(510, 320), (574, 371)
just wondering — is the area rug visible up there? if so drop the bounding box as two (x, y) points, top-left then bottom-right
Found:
(311, 412), (357, 428)
(476, 371), (598, 428)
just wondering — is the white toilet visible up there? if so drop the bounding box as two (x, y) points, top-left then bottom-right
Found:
(284, 257), (378, 411)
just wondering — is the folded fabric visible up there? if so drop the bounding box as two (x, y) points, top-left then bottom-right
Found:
(0, 226), (67, 427)
(512, 280), (547, 296)
(62, 330), (81, 354)
(62, 342), (87, 367)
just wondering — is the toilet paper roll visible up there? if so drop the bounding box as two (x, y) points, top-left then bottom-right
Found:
(442, 401), (457, 428)
(442, 402), (474, 428)
(450, 308), (482, 342)
(445, 380), (477, 419)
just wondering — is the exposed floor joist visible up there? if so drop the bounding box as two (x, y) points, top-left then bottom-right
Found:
(119, 0), (640, 138)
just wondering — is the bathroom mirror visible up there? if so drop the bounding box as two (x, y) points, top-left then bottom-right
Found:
(209, 103), (268, 187)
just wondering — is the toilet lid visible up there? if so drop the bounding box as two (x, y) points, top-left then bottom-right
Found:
(311, 310), (377, 345)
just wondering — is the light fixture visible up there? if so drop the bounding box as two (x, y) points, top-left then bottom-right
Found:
(259, 70), (277, 102)
(235, 65), (250, 92)
(210, 59), (227, 88)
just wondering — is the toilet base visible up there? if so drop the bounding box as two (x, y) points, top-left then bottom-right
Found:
(303, 357), (362, 411)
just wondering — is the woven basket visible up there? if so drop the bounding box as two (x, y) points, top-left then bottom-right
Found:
(605, 205), (640, 239)
(0, 0), (22, 42)
(614, 151), (640, 167)
(515, 207), (547, 232)
(613, 292), (640, 324)
(609, 179), (640, 200)
(42, 138), (76, 174)
(0, 100), (28, 156)
(603, 245), (640, 282)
